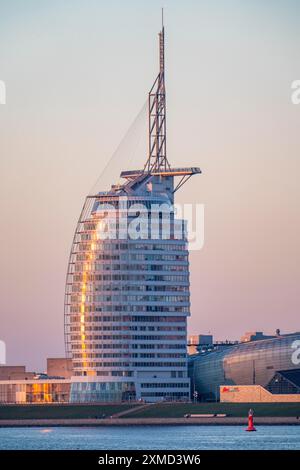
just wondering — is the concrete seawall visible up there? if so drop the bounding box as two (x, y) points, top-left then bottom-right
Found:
(0, 417), (300, 427)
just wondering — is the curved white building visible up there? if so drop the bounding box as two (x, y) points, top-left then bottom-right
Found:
(64, 23), (200, 402)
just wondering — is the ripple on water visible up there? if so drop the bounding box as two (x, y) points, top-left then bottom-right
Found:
(0, 425), (299, 450)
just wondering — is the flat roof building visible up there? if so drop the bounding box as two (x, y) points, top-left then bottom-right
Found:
(47, 358), (73, 379)
(0, 379), (70, 404)
(0, 359), (72, 403)
(0, 366), (35, 381)
(188, 335), (213, 355)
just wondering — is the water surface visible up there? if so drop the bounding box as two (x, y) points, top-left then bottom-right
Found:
(0, 425), (299, 450)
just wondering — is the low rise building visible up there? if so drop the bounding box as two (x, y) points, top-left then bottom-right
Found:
(188, 335), (213, 355)
(0, 379), (70, 404)
(0, 359), (72, 404)
(220, 383), (300, 403)
(0, 366), (35, 381)
(47, 358), (73, 378)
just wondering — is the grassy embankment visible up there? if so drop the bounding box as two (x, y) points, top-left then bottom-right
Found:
(0, 402), (299, 419)
(0, 403), (136, 420)
(125, 402), (300, 418)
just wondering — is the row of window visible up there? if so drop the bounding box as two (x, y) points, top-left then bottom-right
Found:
(76, 242), (187, 252)
(83, 209), (177, 221)
(76, 253), (188, 262)
(69, 339), (185, 349)
(70, 274), (188, 283)
(72, 370), (185, 377)
(69, 305), (189, 313)
(73, 370), (134, 377)
(71, 380), (135, 391)
(74, 263), (187, 272)
(73, 362), (186, 368)
(141, 383), (189, 389)
(70, 294), (188, 303)
(81, 223), (182, 233)
(70, 334), (185, 342)
(70, 326), (185, 333)
(70, 285), (189, 293)
(69, 315), (186, 323)
(72, 353), (186, 359)
(79, 232), (186, 243)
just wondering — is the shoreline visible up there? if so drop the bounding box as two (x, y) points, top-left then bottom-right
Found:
(0, 417), (300, 427)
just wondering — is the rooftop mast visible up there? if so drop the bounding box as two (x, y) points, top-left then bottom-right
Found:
(144, 8), (170, 172)
(120, 11), (201, 191)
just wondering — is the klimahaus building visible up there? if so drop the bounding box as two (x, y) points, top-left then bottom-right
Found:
(188, 331), (300, 402)
(64, 23), (201, 402)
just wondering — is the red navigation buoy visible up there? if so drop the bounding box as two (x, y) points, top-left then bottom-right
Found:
(246, 408), (256, 432)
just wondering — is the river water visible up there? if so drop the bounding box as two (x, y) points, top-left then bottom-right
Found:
(0, 425), (299, 450)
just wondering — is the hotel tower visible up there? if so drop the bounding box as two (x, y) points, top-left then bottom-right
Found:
(64, 21), (200, 402)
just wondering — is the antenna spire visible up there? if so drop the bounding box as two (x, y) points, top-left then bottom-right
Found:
(120, 11), (201, 190)
(144, 12), (170, 173)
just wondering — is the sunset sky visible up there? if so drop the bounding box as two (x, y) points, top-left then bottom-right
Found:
(0, 0), (299, 371)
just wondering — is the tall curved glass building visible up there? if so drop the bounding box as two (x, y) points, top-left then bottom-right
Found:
(189, 333), (300, 401)
(64, 23), (200, 402)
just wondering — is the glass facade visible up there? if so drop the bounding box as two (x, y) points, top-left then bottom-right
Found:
(0, 381), (70, 404)
(189, 333), (300, 401)
(65, 187), (191, 402)
(70, 381), (136, 402)
(267, 370), (300, 394)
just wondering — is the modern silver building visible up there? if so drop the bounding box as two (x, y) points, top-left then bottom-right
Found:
(189, 332), (300, 401)
(64, 22), (200, 402)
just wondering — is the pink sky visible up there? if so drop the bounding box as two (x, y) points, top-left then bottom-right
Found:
(0, 0), (299, 371)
